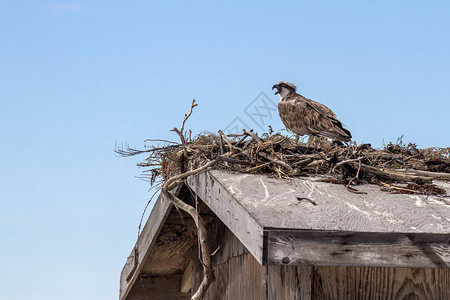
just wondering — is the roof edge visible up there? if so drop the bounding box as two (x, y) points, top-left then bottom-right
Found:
(187, 170), (265, 265)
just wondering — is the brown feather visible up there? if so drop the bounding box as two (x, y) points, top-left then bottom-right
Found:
(278, 93), (352, 142)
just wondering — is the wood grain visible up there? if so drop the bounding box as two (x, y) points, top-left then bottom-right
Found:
(140, 206), (197, 275)
(207, 210), (250, 267)
(202, 170), (450, 234)
(187, 171), (264, 264)
(267, 265), (312, 300)
(119, 193), (173, 300)
(192, 253), (267, 300)
(267, 230), (450, 268)
(126, 274), (190, 300)
(191, 215), (267, 299)
(313, 266), (450, 300)
(298, 265), (313, 300)
(180, 260), (193, 293)
(189, 210), (450, 300)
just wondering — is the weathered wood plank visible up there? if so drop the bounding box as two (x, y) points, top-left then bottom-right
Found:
(313, 266), (450, 300)
(298, 265), (313, 300)
(267, 265), (312, 300)
(180, 260), (193, 293)
(119, 194), (172, 300)
(267, 229), (450, 268)
(140, 206), (196, 275)
(192, 253), (267, 300)
(190, 213), (266, 299)
(267, 265), (299, 299)
(207, 210), (250, 267)
(187, 171), (264, 264)
(126, 274), (190, 300)
(206, 170), (450, 234)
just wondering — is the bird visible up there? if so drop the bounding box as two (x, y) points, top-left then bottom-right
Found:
(272, 81), (352, 143)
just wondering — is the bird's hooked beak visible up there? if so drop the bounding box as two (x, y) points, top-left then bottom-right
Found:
(272, 84), (280, 95)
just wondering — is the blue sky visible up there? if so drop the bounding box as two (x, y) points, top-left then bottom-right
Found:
(1, 1), (449, 299)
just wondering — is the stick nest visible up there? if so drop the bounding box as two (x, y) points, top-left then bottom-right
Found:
(117, 131), (449, 196)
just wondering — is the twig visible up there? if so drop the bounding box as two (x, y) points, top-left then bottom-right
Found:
(379, 181), (420, 194)
(355, 159), (362, 179)
(243, 129), (262, 142)
(210, 246), (222, 256)
(245, 162), (271, 172)
(218, 134), (224, 155)
(216, 155), (253, 166)
(303, 159), (325, 169)
(171, 99), (197, 158)
(345, 161), (366, 194)
(218, 130), (234, 155)
(332, 157), (364, 173)
(234, 133), (250, 146)
(144, 139), (180, 146)
(258, 152), (293, 172)
(292, 158), (314, 168)
(346, 185), (366, 194)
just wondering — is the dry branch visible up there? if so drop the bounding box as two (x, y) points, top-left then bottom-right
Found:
(332, 157), (364, 173)
(218, 130), (234, 155)
(392, 169), (450, 181)
(172, 99), (197, 159)
(162, 100), (219, 300)
(161, 160), (217, 300)
(258, 152), (293, 172)
(244, 129), (262, 142)
(347, 162), (433, 183)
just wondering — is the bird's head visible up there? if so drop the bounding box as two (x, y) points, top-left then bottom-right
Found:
(272, 81), (297, 99)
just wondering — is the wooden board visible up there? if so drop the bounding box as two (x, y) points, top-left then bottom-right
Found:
(126, 274), (190, 300)
(187, 171), (265, 264)
(207, 210), (250, 267)
(119, 193), (172, 300)
(204, 170), (450, 234)
(191, 253), (267, 300)
(313, 266), (450, 300)
(140, 206), (196, 275)
(266, 229), (450, 268)
(267, 265), (313, 300)
(190, 214), (266, 299)
(180, 260), (193, 293)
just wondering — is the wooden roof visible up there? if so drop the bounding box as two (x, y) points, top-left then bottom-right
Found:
(196, 170), (449, 233)
(120, 169), (450, 299)
(187, 170), (450, 268)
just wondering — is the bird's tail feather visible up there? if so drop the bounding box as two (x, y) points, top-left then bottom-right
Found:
(319, 130), (351, 142)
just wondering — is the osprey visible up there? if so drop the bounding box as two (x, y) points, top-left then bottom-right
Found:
(273, 81), (352, 143)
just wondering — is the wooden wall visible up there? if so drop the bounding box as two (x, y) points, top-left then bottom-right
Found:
(313, 266), (450, 300)
(126, 274), (190, 300)
(190, 216), (450, 300)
